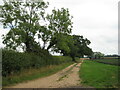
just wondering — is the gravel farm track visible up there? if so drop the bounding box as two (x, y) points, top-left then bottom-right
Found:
(5, 60), (92, 88)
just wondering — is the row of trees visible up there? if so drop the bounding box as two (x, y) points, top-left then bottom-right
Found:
(91, 52), (104, 59)
(0, 0), (93, 61)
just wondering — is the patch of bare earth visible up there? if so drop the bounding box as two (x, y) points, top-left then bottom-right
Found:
(6, 62), (83, 88)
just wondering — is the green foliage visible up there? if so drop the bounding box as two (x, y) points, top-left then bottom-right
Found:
(2, 49), (72, 77)
(3, 62), (73, 86)
(0, 0), (93, 59)
(48, 34), (93, 61)
(50, 34), (73, 55)
(59, 35), (93, 61)
(39, 26), (52, 49)
(0, 0), (48, 52)
(79, 60), (118, 88)
(46, 8), (73, 50)
(72, 35), (93, 58)
(46, 8), (73, 34)
(92, 52), (104, 59)
(0, 1), (75, 53)
(52, 56), (72, 64)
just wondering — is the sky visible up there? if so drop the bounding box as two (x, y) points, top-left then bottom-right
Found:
(0, 0), (119, 55)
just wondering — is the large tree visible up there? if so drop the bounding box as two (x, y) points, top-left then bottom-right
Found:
(46, 8), (73, 51)
(47, 34), (77, 61)
(50, 34), (73, 55)
(72, 35), (93, 58)
(49, 34), (93, 61)
(92, 52), (104, 59)
(0, 0), (48, 52)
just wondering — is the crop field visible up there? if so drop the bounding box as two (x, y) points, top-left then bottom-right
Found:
(79, 60), (119, 88)
(92, 58), (119, 66)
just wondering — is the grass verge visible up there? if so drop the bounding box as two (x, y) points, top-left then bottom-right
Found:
(3, 62), (73, 87)
(79, 60), (119, 88)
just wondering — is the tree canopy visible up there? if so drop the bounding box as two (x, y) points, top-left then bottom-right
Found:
(46, 8), (73, 51)
(0, 0), (48, 52)
(0, 0), (93, 61)
(92, 52), (104, 59)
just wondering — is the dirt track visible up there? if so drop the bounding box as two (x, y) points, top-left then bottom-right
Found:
(7, 61), (83, 88)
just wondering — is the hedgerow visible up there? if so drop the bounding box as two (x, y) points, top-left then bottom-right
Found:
(2, 49), (72, 77)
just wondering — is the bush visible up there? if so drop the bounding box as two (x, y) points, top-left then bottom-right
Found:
(52, 56), (72, 64)
(2, 49), (72, 77)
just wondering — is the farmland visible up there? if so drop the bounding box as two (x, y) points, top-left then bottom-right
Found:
(79, 60), (119, 88)
(93, 58), (119, 66)
(0, 0), (118, 88)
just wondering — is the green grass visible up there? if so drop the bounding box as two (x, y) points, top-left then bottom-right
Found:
(93, 59), (119, 66)
(79, 60), (119, 88)
(3, 62), (73, 87)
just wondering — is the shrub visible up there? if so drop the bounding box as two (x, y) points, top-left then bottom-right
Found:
(2, 49), (72, 77)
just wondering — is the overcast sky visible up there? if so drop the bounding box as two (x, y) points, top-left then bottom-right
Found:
(0, 0), (119, 55)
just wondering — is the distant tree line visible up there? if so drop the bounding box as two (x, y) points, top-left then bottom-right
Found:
(0, 0), (93, 61)
(90, 52), (119, 59)
(104, 54), (119, 57)
(91, 52), (104, 59)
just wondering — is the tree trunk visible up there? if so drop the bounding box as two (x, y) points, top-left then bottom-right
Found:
(42, 41), (46, 50)
(47, 43), (54, 51)
(25, 33), (31, 52)
(71, 56), (76, 62)
(25, 40), (31, 52)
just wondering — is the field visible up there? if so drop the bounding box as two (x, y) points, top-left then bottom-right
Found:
(79, 60), (119, 88)
(93, 58), (119, 66)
